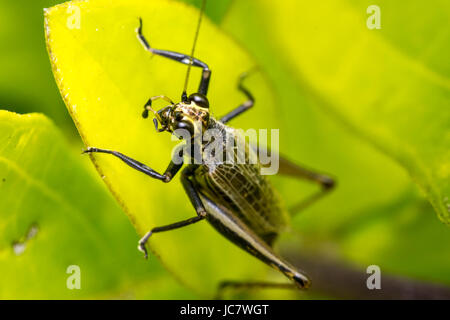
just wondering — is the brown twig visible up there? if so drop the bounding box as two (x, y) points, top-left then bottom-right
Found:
(286, 251), (450, 299)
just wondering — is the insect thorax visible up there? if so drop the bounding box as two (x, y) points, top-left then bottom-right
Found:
(174, 101), (210, 129)
(195, 119), (259, 172)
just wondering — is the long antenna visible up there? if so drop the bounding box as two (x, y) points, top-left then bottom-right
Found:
(182, 0), (207, 100)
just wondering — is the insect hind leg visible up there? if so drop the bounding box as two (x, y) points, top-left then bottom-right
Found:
(136, 18), (211, 95)
(278, 156), (335, 215)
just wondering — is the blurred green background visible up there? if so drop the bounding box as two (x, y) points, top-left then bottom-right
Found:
(0, 0), (449, 299)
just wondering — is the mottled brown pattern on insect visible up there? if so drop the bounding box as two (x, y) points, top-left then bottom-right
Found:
(174, 102), (209, 129)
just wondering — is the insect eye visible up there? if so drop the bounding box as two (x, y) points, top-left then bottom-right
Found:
(176, 120), (195, 136)
(188, 93), (209, 109)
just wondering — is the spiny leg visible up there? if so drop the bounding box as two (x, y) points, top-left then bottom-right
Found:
(213, 161), (335, 297)
(255, 144), (335, 211)
(138, 165), (207, 258)
(278, 157), (335, 215)
(250, 143), (335, 215)
(197, 193), (310, 298)
(220, 71), (255, 124)
(136, 18), (211, 96)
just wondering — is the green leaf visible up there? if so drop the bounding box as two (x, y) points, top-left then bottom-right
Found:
(45, 0), (279, 296)
(222, 1), (411, 236)
(224, 0), (450, 224)
(0, 1), (75, 133)
(334, 188), (450, 284)
(0, 110), (192, 299)
(182, 0), (233, 24)
(222, 0), (450, 287)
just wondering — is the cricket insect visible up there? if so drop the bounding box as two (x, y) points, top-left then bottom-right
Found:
(83, 0), (335, 296)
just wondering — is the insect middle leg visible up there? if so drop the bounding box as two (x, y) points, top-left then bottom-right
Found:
(138, 216), (205, 259)
(83, 147), (208, 257)
(136, 18), (211, 95)
(138, 165), (208, 258)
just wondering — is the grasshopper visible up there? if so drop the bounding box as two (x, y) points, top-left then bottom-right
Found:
(84, 0), (335, 295)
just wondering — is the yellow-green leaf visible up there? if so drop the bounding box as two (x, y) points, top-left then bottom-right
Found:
(224, 0), (450, 224)
(221, 0), (450, 287)
(45, 0), (279, 295)
(0, 110), (191, 299)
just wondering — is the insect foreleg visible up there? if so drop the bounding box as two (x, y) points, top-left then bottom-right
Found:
(220, 71), (254, 124)
(137, 165), (207, 258)
(136, 18), (211, 95)
(83, 147), (183, 182)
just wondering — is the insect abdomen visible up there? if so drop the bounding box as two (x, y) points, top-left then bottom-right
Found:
(195, 120), (288, 246)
